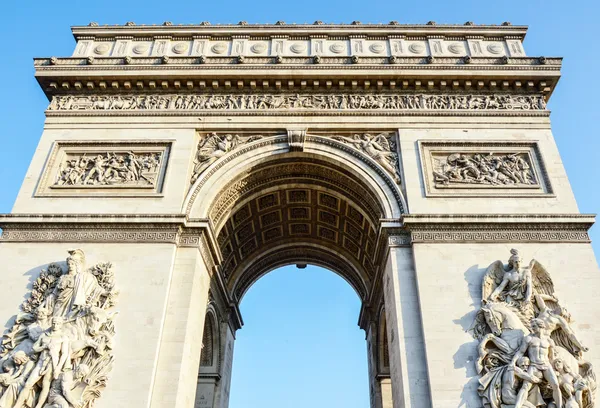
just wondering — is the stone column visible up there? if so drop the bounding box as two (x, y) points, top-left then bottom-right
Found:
(366, 321), (383, 408)
(213, 322), (236, 408)
(383, 243), (432, 408)
(150, 246), (212, 408)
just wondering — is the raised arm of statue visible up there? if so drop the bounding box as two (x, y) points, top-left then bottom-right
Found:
(524, 270), (533, 303)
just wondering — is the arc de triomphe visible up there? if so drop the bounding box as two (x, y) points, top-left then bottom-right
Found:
(0, 22), (597, 408)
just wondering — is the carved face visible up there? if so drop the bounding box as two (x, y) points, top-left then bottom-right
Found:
(553, 359), (564, 372)
(67, 255), (81, 273)
(512, 257), (522, 271)
(517, 357), (530, 370)
(51, 317), (63, 331)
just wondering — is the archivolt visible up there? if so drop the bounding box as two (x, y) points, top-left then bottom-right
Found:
(184, 133), (405, 219)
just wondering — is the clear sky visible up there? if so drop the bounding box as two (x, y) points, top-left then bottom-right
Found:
(2, 1), (599, 407)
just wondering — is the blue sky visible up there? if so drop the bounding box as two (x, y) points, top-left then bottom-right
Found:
(2, 1), (599, 407)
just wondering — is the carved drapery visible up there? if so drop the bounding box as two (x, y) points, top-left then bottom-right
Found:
(471, 249), (595, 408)
(0, 250), (118, 408)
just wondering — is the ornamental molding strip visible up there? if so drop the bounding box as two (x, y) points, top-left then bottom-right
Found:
(46, 93), (547, 115)
(400, 214), (594, 243)
(471, 249), (595, 408)
(36, 140), (172, 197)
(0, 249), (118, 408)
(418, 140), (553, 197)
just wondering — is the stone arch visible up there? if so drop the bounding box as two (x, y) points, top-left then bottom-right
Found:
(184, 132), (406, 307)
(378, 306), (390, 375)
(199, 303), (220, 373)
(184, 132), (406, 220)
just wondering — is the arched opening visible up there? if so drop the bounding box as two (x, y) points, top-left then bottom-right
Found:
(186, 132), (402, 408)
(228, 265), (368, 407)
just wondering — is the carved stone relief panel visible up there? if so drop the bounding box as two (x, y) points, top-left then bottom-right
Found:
(47, 93), (547, 113)
(471, 249), (595, 408)
(36, 141), (171, 197)
(0, 249), (118, 408)
(419, 141), (552, 197)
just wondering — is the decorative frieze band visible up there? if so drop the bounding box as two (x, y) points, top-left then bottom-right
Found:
(47, 93), (546, 112)
(409, 229), (590, 243)
(386, 214), (595, 244)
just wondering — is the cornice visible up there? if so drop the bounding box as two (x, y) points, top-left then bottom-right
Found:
(33, 56), (561, 100)
(71, 23), (528, 41)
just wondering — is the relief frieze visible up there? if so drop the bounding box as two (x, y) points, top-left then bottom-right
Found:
(47, 93), (547, 112)
(55, 151), (162, 188)
(432, 152), (537, 187)
(419, 141), (552, 197)
(36, 141), (171, 197)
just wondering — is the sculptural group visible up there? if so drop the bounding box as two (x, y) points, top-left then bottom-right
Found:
(47, 93), (547, 112)
(55, 152), (162, 187)
(0, 250), (118, 408)
(471, 249), (595, 408)
(433, 152), (536, 187)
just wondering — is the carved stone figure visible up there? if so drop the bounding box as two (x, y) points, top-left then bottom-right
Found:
(334, 133), (401, 183)
(190, 133), (262, 184)
(43, 364), (90, 408)
(0, 351), (36, 408)
(47, 93), (548, 112)
(55, 152), (162, 187)
(511, 318), (562, 408)
(0, 250), (118, 408)
(432, 152), (536, 187)
(471, 249), (596, 408)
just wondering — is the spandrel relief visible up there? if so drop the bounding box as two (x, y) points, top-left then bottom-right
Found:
(470, 249), (595, 408)
(191, 133), (263, 184)
(419, 141), (552, 197)
(36, 141), (171, 197)
(333, 133), (401, 184)
(0, 250), (118, 408)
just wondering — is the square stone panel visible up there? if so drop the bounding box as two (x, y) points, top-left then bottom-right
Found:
(262, 226), (283, 242)
(418, 140), (553, 197)
(233, 205), (252, 226)
(257, 192), (279, 211)
(318, 210), (339, 228)
(317, 225), (338, 242)
(318, 192), (340, 210)
(260, 210), (282, 228)
(235, 222), (255, 244)
(287, 189), (310, 203)
(36, 140), (171, 197)
(289, 223), (311, 235)
(289, 207), (310, 220)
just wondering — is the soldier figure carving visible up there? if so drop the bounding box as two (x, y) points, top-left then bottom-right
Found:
(471, 249), (596, 408)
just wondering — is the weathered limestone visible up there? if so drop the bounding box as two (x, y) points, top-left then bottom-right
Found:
(0, 21), (597, 408)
